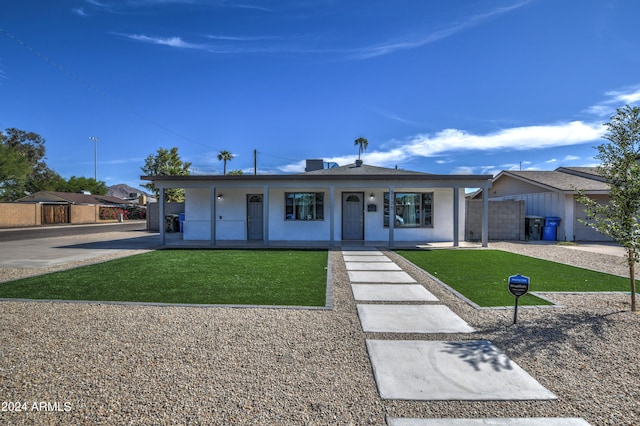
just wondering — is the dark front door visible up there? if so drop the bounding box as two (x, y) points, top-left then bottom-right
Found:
(247, 194), (263, 240)
(342, 192), (364, 240)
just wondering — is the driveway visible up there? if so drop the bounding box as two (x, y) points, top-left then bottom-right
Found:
(0, 224), (160, 277)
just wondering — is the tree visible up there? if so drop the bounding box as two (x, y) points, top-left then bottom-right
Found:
(25, 164), (64, 195)
(217, 150), (234, 175)
(0, 143), (31, 198)
(576, 105), (640, 312)
(59, 176), (107, 195)
(0, 128), (55, 201)
(227, 169), (244, 175)
(354, 137), (368, 160)
(141, 147), (191, 202)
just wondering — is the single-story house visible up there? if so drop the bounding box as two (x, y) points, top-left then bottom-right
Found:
(16, 191), (132, 207)
(474, 167), (612, 241)
(142, 160), (493, 247)
(14, 191), (133, 225)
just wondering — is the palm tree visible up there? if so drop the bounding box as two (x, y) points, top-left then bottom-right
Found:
(354, 137), (368, 161)
(217, 150), (234, 175)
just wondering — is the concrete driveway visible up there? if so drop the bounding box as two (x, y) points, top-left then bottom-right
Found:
(0, 226), (160, 270)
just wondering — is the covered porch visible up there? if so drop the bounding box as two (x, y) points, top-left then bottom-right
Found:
(144, 163), (492, 248)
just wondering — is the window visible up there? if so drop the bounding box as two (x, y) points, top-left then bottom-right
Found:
(285, 192), (324, 220)
(384, 192), (433, 228)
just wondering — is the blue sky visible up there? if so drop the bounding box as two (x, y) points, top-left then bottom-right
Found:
(2, 0), (640, 190)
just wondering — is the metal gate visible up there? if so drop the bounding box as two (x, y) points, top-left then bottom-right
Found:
(42, 204), (70, 224)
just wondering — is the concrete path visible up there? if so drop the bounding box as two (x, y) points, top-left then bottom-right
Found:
(341, 248), (589, 425)
(351, 284), (437, 302)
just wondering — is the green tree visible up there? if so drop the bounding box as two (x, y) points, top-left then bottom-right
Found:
(576, 105), (640, 312)
(217, 150), (234, 175)
(0, 128), (57, 201)
(59, 176), (108, 195)
(227, 169), (244, 175)
(26, 164), (64, 195)
(141, 147), (191, 202)
(0, 143), (31, 199)
(354, 137), (368, 160)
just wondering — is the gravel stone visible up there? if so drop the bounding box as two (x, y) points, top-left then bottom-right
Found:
(0, 241), (638, 424)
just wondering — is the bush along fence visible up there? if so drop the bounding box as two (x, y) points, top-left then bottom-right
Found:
(99, 206), (147, 221)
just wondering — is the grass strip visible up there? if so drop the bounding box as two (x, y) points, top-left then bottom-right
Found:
(396, 249), (629, 307)
(0, 249), (328, 306)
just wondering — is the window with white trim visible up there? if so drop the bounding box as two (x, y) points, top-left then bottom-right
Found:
(383, 192), (433, 227)
(285, 192), (324, 220)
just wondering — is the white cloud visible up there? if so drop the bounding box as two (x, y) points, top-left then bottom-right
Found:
(585, 86), (640, 117)
(72, 7), (88, 16)
(279, 120), (605, 173)
(278, 160), (306, 173)
(563, 155), (580, 161)
(451, 165), (499, 175)
(546, 158), (557, 163)
(606, 88), (640, 104)
(120, 34), (206, 49)
(405, 121), (605, 157)
(353, 1), (530, 59)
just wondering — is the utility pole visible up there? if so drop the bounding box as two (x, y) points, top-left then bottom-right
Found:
(254, 149), (257, 175)
(88, 136), (99, 180)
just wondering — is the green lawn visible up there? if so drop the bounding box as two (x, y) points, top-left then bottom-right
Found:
(0, 250), (328, 306)
(396, 249), (630, 307)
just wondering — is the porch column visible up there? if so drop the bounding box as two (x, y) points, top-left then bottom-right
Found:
(453, 187), (460, 247)
(210, 186), (216, 246)
(159, 187), (165, 246)
(388, 186), (395, 247)
(329, 185), (335, 247)
(263, 185), (269, 247)
(482, 184), (489, 247)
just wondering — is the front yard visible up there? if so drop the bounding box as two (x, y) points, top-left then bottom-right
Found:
(0, 250), (329, 306)
(396, 249), (631, 307)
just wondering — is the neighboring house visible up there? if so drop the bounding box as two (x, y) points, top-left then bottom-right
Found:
(142, 160), (493, 247)
(474, 167), (612, 241)
(16, 191), (131, 206)
(15, 191), (132, 225)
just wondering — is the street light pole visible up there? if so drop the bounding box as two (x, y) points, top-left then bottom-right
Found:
(88, 136), (99, 180)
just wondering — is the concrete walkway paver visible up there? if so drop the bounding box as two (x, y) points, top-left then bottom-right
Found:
(358, 304), (475, 333)
(367, 339), (557, 400)
(348, 270), (416, 283)
(343, 255), (392, 262)
(341, 250), (385, 256)
(345, 261), (402, 270)
(351, 284), (438, 302)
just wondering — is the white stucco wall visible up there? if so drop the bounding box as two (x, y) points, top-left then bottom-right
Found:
(183, 188), (210, 240)
(182, 186), (463, 243)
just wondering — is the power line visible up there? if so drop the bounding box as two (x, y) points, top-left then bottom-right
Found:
(258, 150), (301, 163)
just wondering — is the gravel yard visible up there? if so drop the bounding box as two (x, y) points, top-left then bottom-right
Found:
(0, 241), (638, 425)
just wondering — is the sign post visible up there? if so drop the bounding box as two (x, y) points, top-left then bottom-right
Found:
(508, 274), (530, 324)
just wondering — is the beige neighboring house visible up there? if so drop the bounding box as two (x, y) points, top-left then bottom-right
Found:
(14, 191), (132, 225)
(477, 167), (612, 241)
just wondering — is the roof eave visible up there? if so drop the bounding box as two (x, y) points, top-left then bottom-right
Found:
(141, 174), (494, 182)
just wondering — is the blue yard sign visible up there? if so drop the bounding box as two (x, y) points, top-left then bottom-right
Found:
(508, 274), (530, 324)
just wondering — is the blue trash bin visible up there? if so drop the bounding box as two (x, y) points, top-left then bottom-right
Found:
(542, 226), (557, 241)
(545, 216), (561, 227)
(178, 213), (185, 233)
